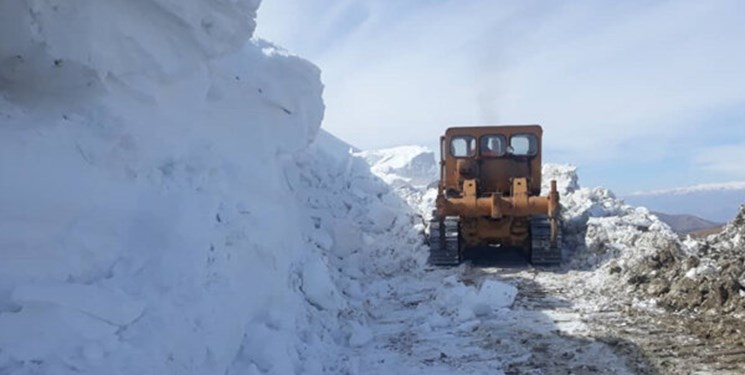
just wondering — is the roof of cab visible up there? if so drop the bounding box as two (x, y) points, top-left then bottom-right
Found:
(444, 125), (542, 137)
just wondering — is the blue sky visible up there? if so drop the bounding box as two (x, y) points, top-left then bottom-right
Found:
(256, 0), (745, 194)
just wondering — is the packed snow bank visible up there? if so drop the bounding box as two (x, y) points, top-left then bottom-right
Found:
(539, 165), (680, 273)
(543, 166), (745, 324)
(0, 1), (346, 373)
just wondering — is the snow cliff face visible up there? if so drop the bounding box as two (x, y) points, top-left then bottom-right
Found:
(0, 1), (338, 374)
(0, 0), (259, 95)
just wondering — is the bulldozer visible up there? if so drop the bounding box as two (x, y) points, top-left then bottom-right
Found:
(428, 125), (561, 266)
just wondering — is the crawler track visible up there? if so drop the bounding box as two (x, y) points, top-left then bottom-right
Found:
(530, 216), (561, 265)
(428, 217), (461, 266)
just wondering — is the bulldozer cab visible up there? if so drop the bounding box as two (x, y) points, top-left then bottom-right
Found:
(439, 125), (543, 197)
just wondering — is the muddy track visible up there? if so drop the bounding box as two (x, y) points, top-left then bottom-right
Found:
(589, 303), (745, 374)
(492, 266), (745, 375)
(359, 256), (744, 374)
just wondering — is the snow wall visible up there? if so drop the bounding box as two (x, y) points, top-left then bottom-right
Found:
(0, 1), (419, 373)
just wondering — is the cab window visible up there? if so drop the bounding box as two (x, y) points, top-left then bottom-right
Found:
(480, 135), (506, 157)
(450, 136), (475, 157)
(509, 134), (538, 156)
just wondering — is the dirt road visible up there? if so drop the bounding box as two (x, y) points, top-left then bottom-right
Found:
(355, 249), (745, 374)
(480, 262), (745, 375)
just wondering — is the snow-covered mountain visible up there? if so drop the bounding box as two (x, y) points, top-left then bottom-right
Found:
(624, 182), (745, 222)
(356, 146), (438, 188)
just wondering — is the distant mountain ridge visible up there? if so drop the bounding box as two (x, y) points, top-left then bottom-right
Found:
(651, 212), (722, 235)
(624, 183), (745, 223)
(629, 181), (745, 196)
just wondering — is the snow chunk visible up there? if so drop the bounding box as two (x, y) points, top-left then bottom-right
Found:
(436, 277), (517, 321)
(542, 164), (580, 195)
(301, 258), (345, 311)
(348, 321), (373, 348)
(467, 280), (518, 316)
(685, 264), (717, 280)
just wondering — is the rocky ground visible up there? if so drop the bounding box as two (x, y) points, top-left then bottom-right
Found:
(510, 264), (745, 375)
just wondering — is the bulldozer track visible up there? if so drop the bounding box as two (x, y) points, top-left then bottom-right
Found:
(530, 216), (561, 265)
(428, 217), (461, 266)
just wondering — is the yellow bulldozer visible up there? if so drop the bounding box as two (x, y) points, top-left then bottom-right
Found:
(429, 125), (561, 266)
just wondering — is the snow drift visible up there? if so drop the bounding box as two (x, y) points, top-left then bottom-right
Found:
(542, 165), (680, 272)
(542, 165), (745, 324)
